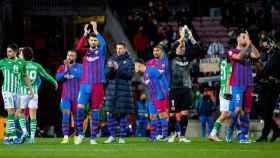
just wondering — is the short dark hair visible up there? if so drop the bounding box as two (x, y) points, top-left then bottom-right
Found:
(116, 41), (127, 48)
(153, 44), (163, 50)
(68, 49), (77, 54)
(236, 28), (247, 37)
(134, 58), (145, 65)
(88, 32), (97, 38)
(7, 43), (19, 52)
(22, 47), (34, 61)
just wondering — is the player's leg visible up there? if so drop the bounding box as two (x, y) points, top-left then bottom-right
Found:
(28, 95), (39, 144)
(155, 115), (162, 140)
(175, 113), (182, 136)
(148, 102), (158, 141)
(209, 96), (230, 141)
(89, 83), (104, 144)
(75, 84), (91, 144)
(2, 92), (17, 144)
(18, 95), (30, 143)
(60, 98), (71, 144)
(177, 88), (192, 143)
(227, 86), (243, 143)
(155, 98), (169, 141)
(238, 86), (252, 143)
(168, 91), (177, 143)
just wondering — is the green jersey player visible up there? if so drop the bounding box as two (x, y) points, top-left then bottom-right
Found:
(0, 44), (33, 144)
(18, 47), (58, 144)
(208, 57), (232, 142)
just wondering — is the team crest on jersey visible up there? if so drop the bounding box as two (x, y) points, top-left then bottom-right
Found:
(87, 56), (99, 62)
(95, 50), (99, 55)
(236, 94), (240, 101)
(123, 60), (127, 64)
(144, 79), (151, 85)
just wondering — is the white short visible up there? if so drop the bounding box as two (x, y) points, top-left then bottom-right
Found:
(2, 91), (20, 109)
(219, 96), (230, 112)
(19, 95), (39, 109)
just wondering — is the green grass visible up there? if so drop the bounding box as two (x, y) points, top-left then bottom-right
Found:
(0, 137), (280, 158)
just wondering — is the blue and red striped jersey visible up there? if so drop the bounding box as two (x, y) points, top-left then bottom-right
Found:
(76, 34), (106, 84)
(144, 66), (168, 102)
(228, 48), (253, 87)
(56, 63), (82, 101)
(147, 55), (170, 89)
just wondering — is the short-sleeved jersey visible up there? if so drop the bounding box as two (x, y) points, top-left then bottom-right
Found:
(56, 63), (82, 100)
(144, 67), (168, 102)
(219, 59), (231, 97)
(228, 48), (253, 87)
(0, 58), (26, 93)
(20, 61), (56, 95)
(75, 34), (106, 84)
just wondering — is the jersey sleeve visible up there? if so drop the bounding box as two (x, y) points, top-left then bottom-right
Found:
(36, 63), (56, 85)
(75, 35), (89, 54)
(151, 67), (162, 79)
(0, 59), (6, 69)
(55, 65), (67, 81)
(96, 34), (106, 57)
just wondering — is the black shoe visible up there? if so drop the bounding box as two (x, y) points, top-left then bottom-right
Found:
(256, 136), (268, 142)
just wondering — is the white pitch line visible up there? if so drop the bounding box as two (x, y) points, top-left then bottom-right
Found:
(0, 148), (263, 153)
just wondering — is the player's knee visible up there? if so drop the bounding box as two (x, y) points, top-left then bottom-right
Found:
(169, 112), (175, 117)
(235, 107), (241, 113)
(219, 115), (226, 122)
(62, 109), (70, 114)
(150, 114), (157, 120)
(77, 104), (85, 109)
(7, 108), (15, 113)
(159, 112), (168, 119)
(29, 109), (37, 117)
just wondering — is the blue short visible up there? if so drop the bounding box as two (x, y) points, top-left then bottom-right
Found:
(147, 102), (158, 115)
(60, 97), (77, 112)
(77, 84), (91, 105)
(229, 86), (245, 112)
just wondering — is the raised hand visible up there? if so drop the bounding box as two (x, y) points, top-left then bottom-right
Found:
(90, 21), (97, 32)
(84, 24), (90, 36)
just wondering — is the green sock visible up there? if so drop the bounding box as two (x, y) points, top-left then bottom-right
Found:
(6, 112), (16, 137)
(18, 115), (27, 134)
(214, 120), (222, 130)
(30, 118), (37, 139)
(210, 120), (222, 136)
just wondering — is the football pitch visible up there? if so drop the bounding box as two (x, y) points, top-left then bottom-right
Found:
(0, 138), (280, 158)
